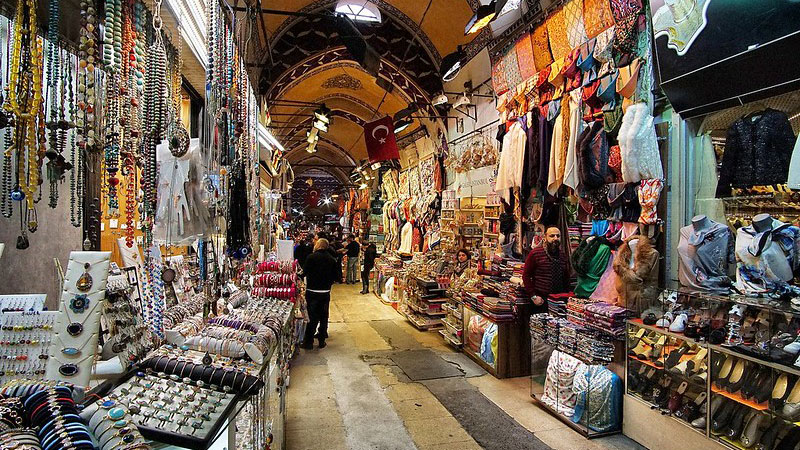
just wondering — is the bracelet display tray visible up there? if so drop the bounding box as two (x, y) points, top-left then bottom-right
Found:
(89, 368), (243, 450)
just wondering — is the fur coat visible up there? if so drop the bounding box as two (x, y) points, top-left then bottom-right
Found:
(618, 102), (664, 183)
(613, 235), (659, 313)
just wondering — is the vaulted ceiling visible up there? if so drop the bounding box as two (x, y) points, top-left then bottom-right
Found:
(256, 0), (482, 184)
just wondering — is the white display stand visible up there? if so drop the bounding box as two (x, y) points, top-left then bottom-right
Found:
(117, 238), (143, 269)
(0, 243), (4, 260)
(45, 251), (111, 386)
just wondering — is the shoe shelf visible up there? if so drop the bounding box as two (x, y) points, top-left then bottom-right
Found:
(709, 343), (800, 378)
(711, 386), (769, 411)
(628, 318), (705, 348)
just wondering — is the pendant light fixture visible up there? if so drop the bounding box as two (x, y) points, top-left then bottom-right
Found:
(393, 102), (418, 133)
(441, 46), (465, 82)
(464, 0), (509, 35)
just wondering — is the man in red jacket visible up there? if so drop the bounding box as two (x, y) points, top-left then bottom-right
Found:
(522, 226), (570, 313)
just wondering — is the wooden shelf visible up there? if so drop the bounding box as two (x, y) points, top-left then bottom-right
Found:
(484, 216), (500, 220)
(628, 319), (704, 348)
(711, 386), (768, 411)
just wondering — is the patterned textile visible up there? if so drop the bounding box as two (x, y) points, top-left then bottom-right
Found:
(515, 34), (537, 81)
(593, 26), (616, 63)
(492, 59), (509, 95)
(609, 0), (642, 21)
(583, 0), (615, 38)
(547, 8), (572, 60)
(503, 47), (523, 91)
(532, 23), (554, 70)
(564, 0), (589, 49)
(638, 178), (663, 224)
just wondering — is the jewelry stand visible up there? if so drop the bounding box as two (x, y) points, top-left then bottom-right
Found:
(117, 238), (143, 269)
(45, 251), (111, 386)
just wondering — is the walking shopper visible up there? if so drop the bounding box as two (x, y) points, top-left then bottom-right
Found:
(301, 238), (339, 349)
(294, 233), (314, 268)
(332, 237), (344, 283)
(344, 234), (361, 284)
(361, 242), (378, 294)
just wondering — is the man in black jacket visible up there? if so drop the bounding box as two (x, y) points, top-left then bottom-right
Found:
(361, 242), (378, 294)
(294, 233), (314, 268)
(301, 238), (340, 349)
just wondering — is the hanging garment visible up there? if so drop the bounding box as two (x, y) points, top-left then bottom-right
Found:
(583, 0), (615, 38)
(480, 323), (499, 366)
(613, 235), (659, 313)
(564, 0), (589, 48)
(716, 109), (796, 197)
(589, 250), (620, 304)
(532, 22), (554, 70)
(787, 134), (800, 189)
(735, 219), (800, 294)
(547, 7), (572, 60)
(496, 120), (528, 203)
(637, 179), (663, 224)
(577, 121), (611, 191)
(398, 221), (414, 254)
(564, 90), (584, 191)
(547, 99), (569, 195)
(538, 104), (557, 193)
(618, 103), (663, 183)
(522, 109), (541, 198)
(607, 182), (641, 223)
(677, 221), (734, 294)
(572, 236), (612, 298)
(515, 34), (537, 81)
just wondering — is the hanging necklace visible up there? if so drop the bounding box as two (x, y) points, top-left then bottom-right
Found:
(142, 0), (168, 250)
(68, 56), (84, 228)
(77, 0), (99, 153)
(62, 291), (102, 337)
(53, 333), (95, 357)
(6, 0), (45, 213)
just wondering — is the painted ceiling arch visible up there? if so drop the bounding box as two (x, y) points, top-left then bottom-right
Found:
(263, 0), (476, 64)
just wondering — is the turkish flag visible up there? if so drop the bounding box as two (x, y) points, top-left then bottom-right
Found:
(364, 116), (400, 163)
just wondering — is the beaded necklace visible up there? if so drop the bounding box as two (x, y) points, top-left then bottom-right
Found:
(142, 0), (168, 250)
(67, 56), (83, 228)
(0, 30), (12, 219)
(5, 0), (45, 213)
(103, 0), (123, 73)
(77, 0), (99, 153)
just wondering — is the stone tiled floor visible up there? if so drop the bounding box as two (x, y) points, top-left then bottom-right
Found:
(286, 284), (647, 450)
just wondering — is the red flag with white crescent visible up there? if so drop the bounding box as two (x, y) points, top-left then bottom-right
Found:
(364, 116), (400, 163)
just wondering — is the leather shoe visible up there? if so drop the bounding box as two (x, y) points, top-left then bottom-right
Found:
(715, 356), (736, 389)
(757, 418), (784, 450)
(781, 377), (800, 420)
(725, 359), (748, 394)
(725, 404), (749, 440)
(712, 399), (737, 434)
(740, 412), (767, 448)
(774, 426), (800, 450)
(771, 374), (793, 411)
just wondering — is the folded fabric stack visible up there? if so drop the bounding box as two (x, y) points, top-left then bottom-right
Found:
(548, 296), (568, 318)
(464, 292), (515, 322)
(557, 321), (580, 355)
(566, 297), (598, 327)
(529, 313), (552, 341)
(575, 329), (616, 365)
(584, 302), (631, 339)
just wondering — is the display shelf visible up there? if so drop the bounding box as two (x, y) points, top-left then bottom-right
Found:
(442, 317), (462, 333)
(628, 319), (705, 348)
(710, 386), (768, 411)
(439, 330), (463, 348)
(624, 392), (708, 438)
(484, 216), (500, 220)
(709, 343), (800, 377)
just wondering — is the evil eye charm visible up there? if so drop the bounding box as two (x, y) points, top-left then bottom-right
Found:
(9, 188), (25, 202)
(70, 294), (90, 313)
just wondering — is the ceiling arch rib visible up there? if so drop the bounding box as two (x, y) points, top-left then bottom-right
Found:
(267, 49), (433, 110)
(284, 137), (358, 166)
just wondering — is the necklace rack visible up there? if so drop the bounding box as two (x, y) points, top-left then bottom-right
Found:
(68, 56), (83, 228)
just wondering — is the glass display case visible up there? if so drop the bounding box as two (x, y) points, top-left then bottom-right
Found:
(626, 288), (800, 448)
(530, 310), (624, 438)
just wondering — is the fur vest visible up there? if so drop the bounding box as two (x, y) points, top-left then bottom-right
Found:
(613, 235), (659, 313)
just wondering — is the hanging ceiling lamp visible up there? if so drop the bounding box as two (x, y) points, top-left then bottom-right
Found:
(441, 46), (465, 82)
(464, 0), (509, 35)
(313, 104), (331, 132)
(393, 102), (418, 133)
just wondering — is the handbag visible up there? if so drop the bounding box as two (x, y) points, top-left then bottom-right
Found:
(597, 70), (619, 106)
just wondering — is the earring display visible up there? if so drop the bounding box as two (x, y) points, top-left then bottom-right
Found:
(0, 294), (47, 312)
(45, 251), (111, 386)
(0, 311), (56, 385)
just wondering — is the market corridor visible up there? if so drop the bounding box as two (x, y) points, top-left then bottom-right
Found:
(286, 284), (645, 450)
